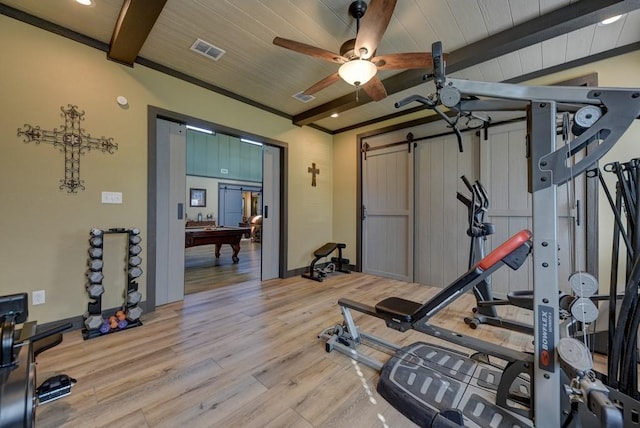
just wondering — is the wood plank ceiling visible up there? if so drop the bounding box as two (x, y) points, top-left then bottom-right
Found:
(2, 0), (639, 133)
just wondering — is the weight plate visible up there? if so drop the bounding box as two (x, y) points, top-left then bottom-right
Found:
(568, 271), (598, 297)
(570, 297), (599, 323)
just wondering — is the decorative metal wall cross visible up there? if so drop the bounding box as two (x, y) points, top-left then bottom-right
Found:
(17, 104), (118, 193)
(308, 162), (320, 187)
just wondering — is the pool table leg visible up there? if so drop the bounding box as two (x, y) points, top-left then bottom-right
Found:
(231, 243), (240, 264)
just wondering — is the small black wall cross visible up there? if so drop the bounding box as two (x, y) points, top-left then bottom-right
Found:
(17, 104), (118, 193)
(308, 162), (320, 187)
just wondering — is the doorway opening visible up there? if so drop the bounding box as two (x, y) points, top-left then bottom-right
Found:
(183, 128), (263, 295)
(147, 106), (287, 311)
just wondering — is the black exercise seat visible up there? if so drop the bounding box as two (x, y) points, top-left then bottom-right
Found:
(302, 242), (350, 282)
(315, 242), (345, 257)
(339, 230), (533, 331)
(375, 297), (422, 322)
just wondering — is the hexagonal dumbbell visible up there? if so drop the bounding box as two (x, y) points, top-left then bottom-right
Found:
(129, 234), (142, 245)
(86, 283), (105, 299)
(128, 266), (143, 280)
(129, 255), (142, 267)
(126, 290), (143, 305)
(84, 314), (104, 331)
(89, 236), (103, 248)
(87, 271), (104, 284)
(90, 228), (103, 237)
(88, 258), (104, 271)
(126, 306), (143, 321)
(88, 247), (103, 259)
(129, 245), (142, 256)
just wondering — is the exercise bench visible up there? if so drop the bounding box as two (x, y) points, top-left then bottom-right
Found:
(302, 242), (350, 282)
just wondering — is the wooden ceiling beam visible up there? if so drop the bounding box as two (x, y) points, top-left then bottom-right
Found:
(108, 0), (167, 66)
(293, 0), (640, 127)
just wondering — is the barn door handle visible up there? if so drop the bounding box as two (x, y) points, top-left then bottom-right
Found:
(177, 203), (184, 220)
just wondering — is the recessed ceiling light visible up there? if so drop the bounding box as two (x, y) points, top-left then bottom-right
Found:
(76, 0), (94, 6)
(330, 113), (339, 118)
(599, 14), (624, 25)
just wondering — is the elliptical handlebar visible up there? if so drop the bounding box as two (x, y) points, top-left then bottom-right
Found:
(461, 175), (474, 194)
(475, 180), (490, 211)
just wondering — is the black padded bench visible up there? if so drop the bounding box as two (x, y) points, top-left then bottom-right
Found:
(302, 242), (350, 282)
(338, 230), (533, 331)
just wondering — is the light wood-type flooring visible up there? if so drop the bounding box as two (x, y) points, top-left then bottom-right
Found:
(184, 238), (260, 295)
(35, 270), (597, 428)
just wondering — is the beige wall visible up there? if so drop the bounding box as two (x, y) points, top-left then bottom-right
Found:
(3, 14), (637, 325)
(0, 16), (332, 323)
(333, 51), (640, 289)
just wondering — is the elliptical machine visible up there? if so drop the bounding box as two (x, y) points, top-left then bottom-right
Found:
(457, 175), (533, 334)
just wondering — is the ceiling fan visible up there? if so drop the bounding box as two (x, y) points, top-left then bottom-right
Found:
(273, 0), (439, 102)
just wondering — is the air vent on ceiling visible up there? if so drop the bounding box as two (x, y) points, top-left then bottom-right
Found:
(190, 38), (226, 61)
(292, 92), (315, 103)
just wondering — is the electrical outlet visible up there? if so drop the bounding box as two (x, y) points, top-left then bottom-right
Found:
(32, 290), (45, 305)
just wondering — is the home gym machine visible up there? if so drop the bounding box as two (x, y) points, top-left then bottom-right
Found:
(0, 293), (76, 427)
(320, 41), (640, 427)
(460, 173), (624, 346)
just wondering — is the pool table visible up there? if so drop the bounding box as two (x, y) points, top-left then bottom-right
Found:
(184, 226), (251, 263)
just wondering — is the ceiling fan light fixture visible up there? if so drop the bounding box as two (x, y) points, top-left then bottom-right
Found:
(599, 14), (625, 25)
(338, 59), (377, 87)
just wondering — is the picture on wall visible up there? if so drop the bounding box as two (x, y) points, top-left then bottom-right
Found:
(190, 188), (206, 207)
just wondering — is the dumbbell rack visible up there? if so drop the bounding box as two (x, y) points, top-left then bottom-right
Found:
(82, 228), (144, 340)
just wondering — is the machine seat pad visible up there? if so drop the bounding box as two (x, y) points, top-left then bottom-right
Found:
(375, 297), (422, 322)
(314, 242), (340, 257)
(475, 229), (532, 271)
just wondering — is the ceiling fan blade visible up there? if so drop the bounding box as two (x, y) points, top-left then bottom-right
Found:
(361, 76), (387, 101)
(273, 37), (346, 63)
(303, 72), (342, 95)
(354, 0), (397, 59)
(372, 53), (435, 70)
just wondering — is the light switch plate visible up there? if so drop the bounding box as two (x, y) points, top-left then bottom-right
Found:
(102, 191), (123, 204)
(32, 290), (45, 305)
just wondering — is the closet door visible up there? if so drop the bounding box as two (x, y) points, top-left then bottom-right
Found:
(362, 144), (413, 282)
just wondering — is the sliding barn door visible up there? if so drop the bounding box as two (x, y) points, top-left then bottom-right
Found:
(480, 121), (585, 298)
(362, 143), (413, 282)
(218, 186), (243, 226)
(414, 132), (478, 287)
